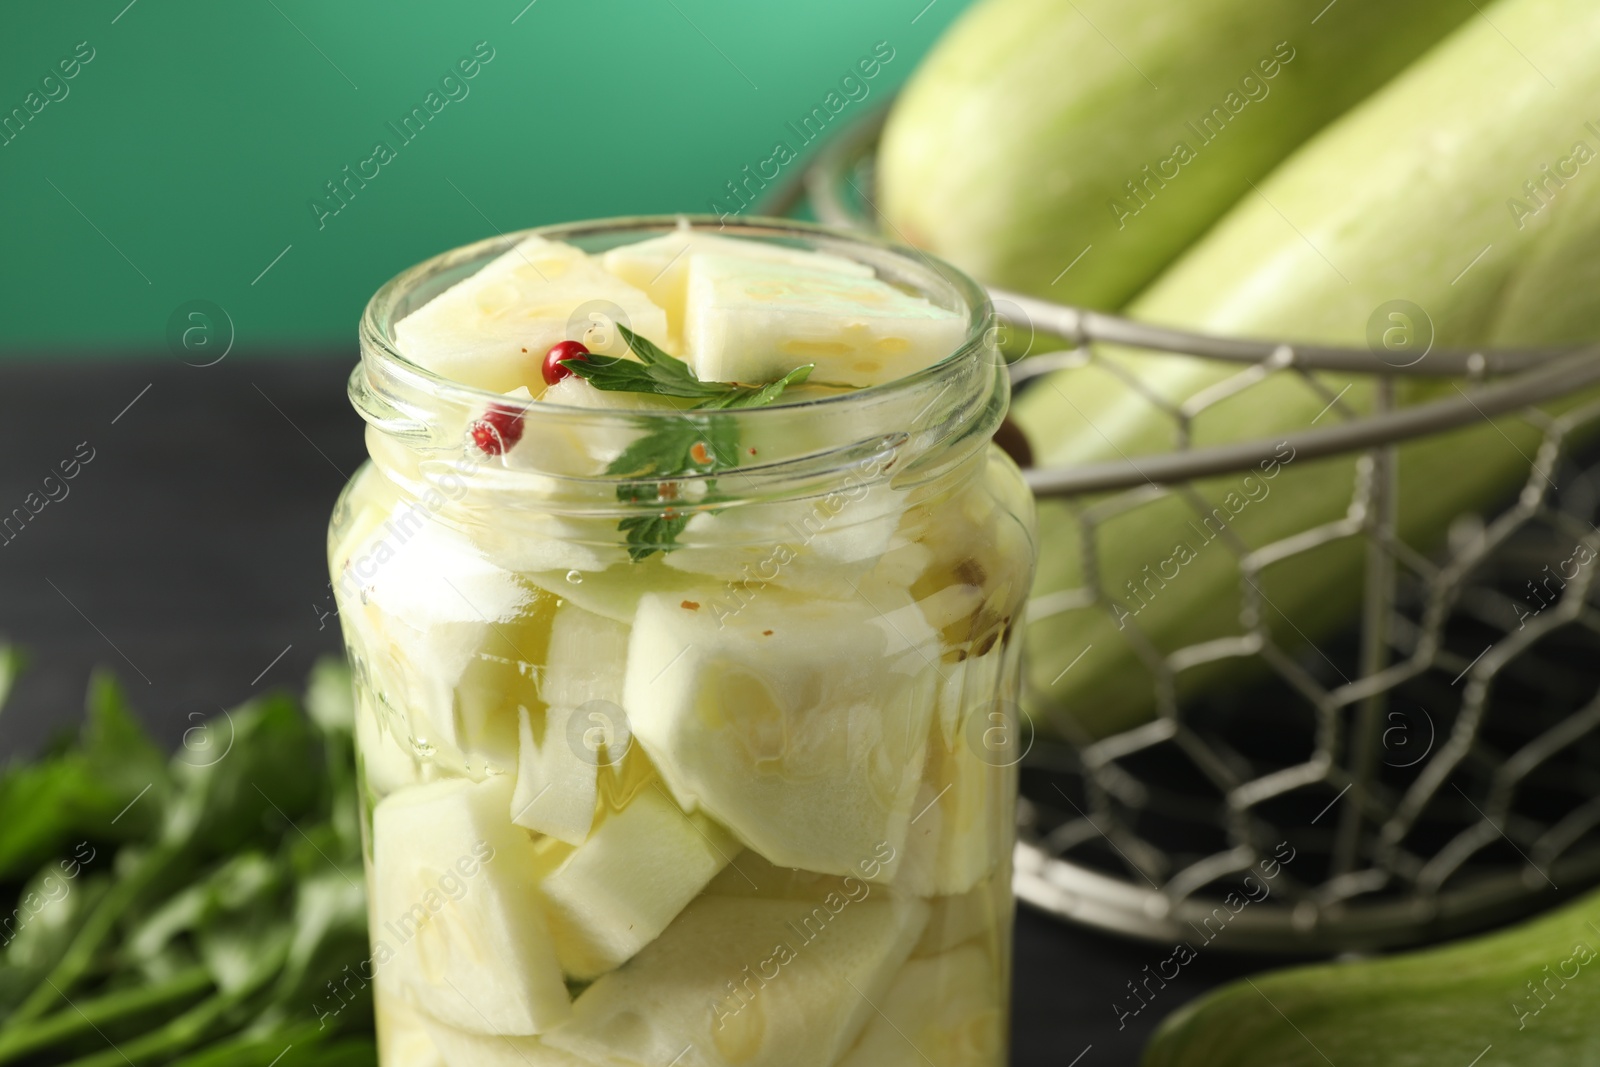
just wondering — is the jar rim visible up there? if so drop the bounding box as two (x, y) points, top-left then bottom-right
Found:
(356, 213), (995, 416)
(351, 214), (1007, 520)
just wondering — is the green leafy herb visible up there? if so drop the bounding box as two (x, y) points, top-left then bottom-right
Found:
(0, 668), (166, 881)
(0, 650), (378, 1066)
(558, 334), (726, 401)
(564, 325), (814, 560)
(564, 325), (814, 406)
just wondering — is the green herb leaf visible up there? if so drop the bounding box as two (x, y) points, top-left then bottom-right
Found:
(605, 414), (719, 562)
(615, 323), (681, 370)
(563, 325), (726, 400)
(0, 670), (166, 881)
(0, 667), (375, 1063)
(618, 512), (695, 563)
(163, 694), (320, 855)
(563, 326), (815, 559)
(608, 419), (710, 483)
(563, 354), (726, 399)
(728, 364), (814, 409)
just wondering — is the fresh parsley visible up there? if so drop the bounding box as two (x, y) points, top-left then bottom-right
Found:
(563, 325), (814, 561)
(0, 654), (376, 1065)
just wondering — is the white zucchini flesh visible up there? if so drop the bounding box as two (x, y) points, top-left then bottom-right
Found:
(834, 944), (1002, 1067)
(622, 588), (940, 877)
(543, 893), (930, 1067)
(601, 230), (871, 346)
(538, 785), (737, 980)
(394, 234), (668, 394)
(683, 253), (965, 388)
(371, 776), (569, 1034)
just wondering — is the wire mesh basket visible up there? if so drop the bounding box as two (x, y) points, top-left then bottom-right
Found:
(777, 110), (1600, 954)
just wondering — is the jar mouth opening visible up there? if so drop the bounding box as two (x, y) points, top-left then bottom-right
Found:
(353, 215), (1006, 511)
(356, 213), (995, 417)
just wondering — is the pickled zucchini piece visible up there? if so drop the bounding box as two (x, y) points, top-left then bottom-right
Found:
(421, 1017), (599, 1067)
(539, 786), (738, 979)
(703, 849), (892, 902)
(330, 462), (401, 581)
(915, 584), (988, 659)
(875, 538), (938, 594)
(544, 893), (930, 1067)
(897, 740), (1008, 897)
(356, 689), (424, 798)
(913, 885), (1002, 959)
(376, 990), (447, 1067)
(900, 651), (1011, 897)
(623, 589), (940, 876)
(394, 234), (669, 394)
(469, 506), (625, 579)
(907, 474), (1031, 680)
(372, 776), (569, 1034)
(516, 375), (687, 482)
(601, 230), (871, 345)
(658, 488), (907, 600)
(542, 603), (631, 708)
(898, 779), (945, 898)
(512, 706), (597, 846)
(455, 423), (629, 577)
(517, 556), (710, 626)
(449, 602), (558, 773)
(343, 515), (553, 774)
(509, 604), (634, 843)
(934, 646), (1003, 750)
(683, 253), (965, 387)
(834, 945), (1002, 1067)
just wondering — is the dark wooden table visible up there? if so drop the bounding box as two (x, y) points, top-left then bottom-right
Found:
(0, 353), (1285, 1067)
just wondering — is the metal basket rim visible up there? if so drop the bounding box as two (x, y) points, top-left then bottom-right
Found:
(775, 104), (1600, 954)
(1019, 346), (1600, 497)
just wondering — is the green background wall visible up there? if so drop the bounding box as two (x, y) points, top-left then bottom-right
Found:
(0, 1), (968, 352)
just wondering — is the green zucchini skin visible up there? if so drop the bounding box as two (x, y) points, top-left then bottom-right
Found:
(1142, 889), (1600, 1066)
(878, 0), (1470, 309)
(1015, 0), (1600, 739)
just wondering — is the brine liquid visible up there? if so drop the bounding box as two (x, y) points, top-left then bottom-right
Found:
(331, 453), (1031, 1067)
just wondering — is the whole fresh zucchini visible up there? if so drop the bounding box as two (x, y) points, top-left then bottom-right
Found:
(878, 0), (1470, 308)
(1142, 888), (1600, 1066)
(1014, 0), (1600, 738)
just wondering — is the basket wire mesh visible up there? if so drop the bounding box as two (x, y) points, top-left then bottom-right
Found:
(776, 109), (1600, 953)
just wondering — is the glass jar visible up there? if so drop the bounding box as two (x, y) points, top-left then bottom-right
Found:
(329, 217), (1038, 1067)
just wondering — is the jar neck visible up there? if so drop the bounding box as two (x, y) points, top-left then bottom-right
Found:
(350, 216), (1005, 518)
(351, 343), (1006, 516)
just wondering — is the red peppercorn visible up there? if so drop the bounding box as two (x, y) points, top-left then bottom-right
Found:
(542, 340), (591, 386)
(469, 403), (526, 455)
